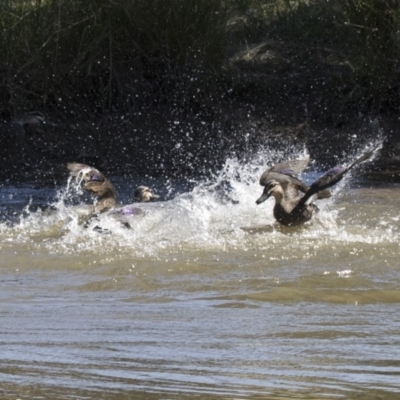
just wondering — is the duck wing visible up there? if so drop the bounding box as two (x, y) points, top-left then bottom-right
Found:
(299, 146), (380, 205)
(260, 158), (310, 197)
(267, 158), (310, 176)
(67, 162), (101, 181)
(67, 162), (116, 201)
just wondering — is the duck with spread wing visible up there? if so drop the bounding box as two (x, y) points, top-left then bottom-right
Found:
(256, 148), (379, 226)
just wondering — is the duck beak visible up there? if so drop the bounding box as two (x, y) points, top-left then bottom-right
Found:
(256, 191), (270, 205)
(150, 193), (160, 200)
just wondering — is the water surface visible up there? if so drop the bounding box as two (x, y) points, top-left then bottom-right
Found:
(1, 150), (399, 399)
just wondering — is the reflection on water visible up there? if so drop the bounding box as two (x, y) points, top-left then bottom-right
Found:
(1, 149), (400, 399)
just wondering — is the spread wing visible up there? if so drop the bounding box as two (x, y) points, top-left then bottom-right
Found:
(260, 158), (310, 198)
(267, 158), (310, 176)
(298, 146), (380, 206)
(67, 162), (101, 181)
(67, 162), (116, 201)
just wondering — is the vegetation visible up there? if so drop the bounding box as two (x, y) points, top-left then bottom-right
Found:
(0, 0), (228, 118)
(1, 0), (399, 119)
(0, 1), (399, 179)
(229, 0), (400, 114)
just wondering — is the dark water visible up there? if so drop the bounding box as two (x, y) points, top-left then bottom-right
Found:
(1, 151), (400, 399)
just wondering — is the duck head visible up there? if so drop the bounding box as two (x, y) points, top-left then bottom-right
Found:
(134, 186), (160, 202)
(256, 180), (282, 204)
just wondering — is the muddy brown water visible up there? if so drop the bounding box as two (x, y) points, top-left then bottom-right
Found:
(1, 155), (400, 399)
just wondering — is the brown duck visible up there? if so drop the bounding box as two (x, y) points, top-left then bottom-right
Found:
(256, 148), (379, 226)
(133, 186), (160, 202)
(67, 163), (117, 214)
(67, 163), (161, 214)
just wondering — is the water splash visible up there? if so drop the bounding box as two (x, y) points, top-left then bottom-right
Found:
(0, 143), (395, 258)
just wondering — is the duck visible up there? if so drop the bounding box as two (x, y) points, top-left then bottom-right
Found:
(67, 163), (161, 215)
(256, 147), (379, 226)
(134, 186), (160, 202)
(116, 186), (161, 217)
(67, 162), (117, 214)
